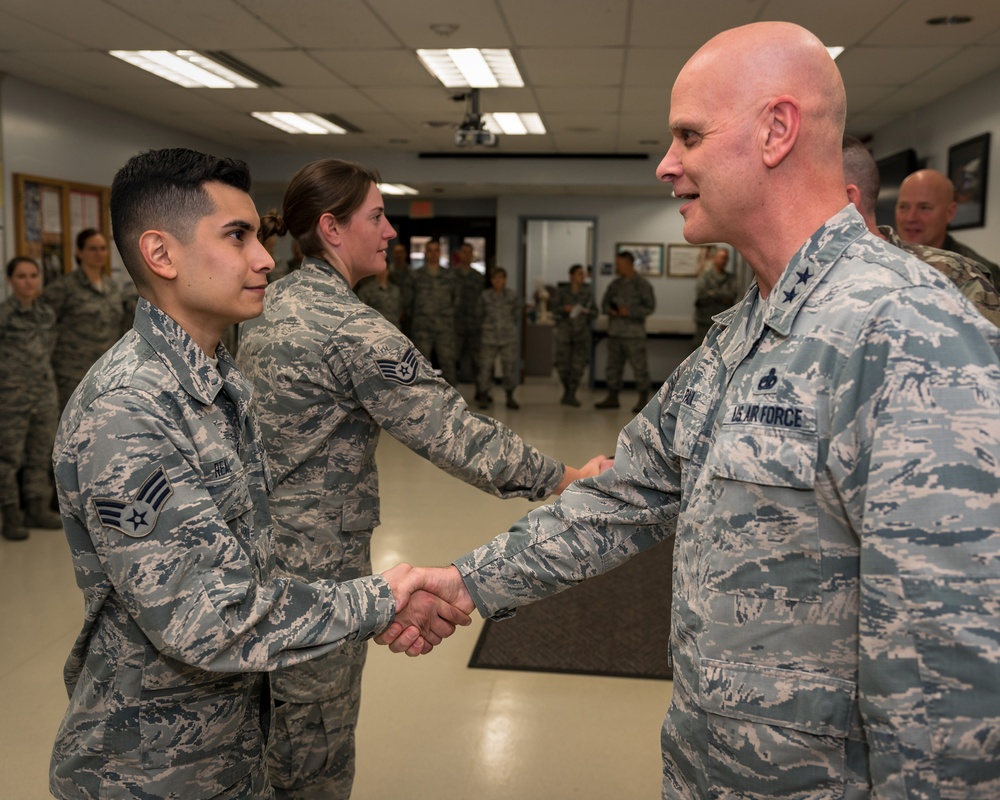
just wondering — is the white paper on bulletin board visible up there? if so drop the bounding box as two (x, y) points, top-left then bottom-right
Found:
(70, 191), (102, 233)
(42, 187), (63, 234)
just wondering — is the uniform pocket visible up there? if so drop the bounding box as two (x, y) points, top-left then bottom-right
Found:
(139, 653), (256, 771)
(701, 658), (854, 799)
(703, 417), (821, 601)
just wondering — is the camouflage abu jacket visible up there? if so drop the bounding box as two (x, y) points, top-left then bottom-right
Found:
(455, 207), (1000, 799)
(237, 258), (563, 583)
(50, 299), (396, 800)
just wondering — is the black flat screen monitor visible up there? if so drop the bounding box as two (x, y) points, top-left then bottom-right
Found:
(875, 148), (918, 228)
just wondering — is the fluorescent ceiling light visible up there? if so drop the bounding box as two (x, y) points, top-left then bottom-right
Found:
(251, 112), (348, 135)
(484, 113), (546, 135)
(417, 48), (524, 88)
(826, 46), (845, 60)
(109, 50), (258, 88)
(379, 183), (419, 196)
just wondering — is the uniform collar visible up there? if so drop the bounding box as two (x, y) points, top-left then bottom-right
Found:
(132, 298), (251, 411)
(762, 205), (867, 337)
(301, 255), (352, 291)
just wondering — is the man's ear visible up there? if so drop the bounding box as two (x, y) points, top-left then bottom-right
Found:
(138, 230), (177, 281)
(845, 183), (862, 209)
(761, 96), (800, 169)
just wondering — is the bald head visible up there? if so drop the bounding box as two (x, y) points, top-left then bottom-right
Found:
(684, 23), (845, 151)
(895, 169), (956, 248)
(656, 22), (848, 281)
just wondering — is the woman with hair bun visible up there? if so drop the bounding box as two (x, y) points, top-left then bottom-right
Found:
(237, 158), (608, 799)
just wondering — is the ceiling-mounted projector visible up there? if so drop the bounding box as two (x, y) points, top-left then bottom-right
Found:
(455, 127), (497, 147)
(453, 88), (499, 147)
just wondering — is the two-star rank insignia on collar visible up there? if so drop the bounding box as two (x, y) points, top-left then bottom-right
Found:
(375, 347), (419, 386)
(92, 466), (173, 538)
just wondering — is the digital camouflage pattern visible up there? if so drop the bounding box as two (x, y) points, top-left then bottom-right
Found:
(477, 285), (521, 395)
(0, 295), (58, 502)
(601, 272), (655, 393)
(880, 225), (1000, 327)
(601, 272), (656, 339)
(356, 278), (403, 330)
(455, 207), (1000, 799)
(43, 268), (128, 408)
(237, 257), (564, 798)
(553, 283), (596, 391)
(454, 266), (485, 383)
(693, 265), (739, 340)
(942, 232), (1000, 289)
(409, 265), (459, 385)
(51, 299), (397, 800)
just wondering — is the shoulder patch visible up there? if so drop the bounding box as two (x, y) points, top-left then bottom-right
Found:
(375, 347), (419, 386)
(92, 466), (173, 538)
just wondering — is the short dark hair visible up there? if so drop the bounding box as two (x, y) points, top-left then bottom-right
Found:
(491, 266), (507, 279)
(111, 148), (251, 287)
(569, 263), (583, 277)
(6, 255), (39, 279)
(842, 135), (880, 216)
(616, 250), (634, 264)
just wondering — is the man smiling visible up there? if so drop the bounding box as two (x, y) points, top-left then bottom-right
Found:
(380, 21), (1000, 799)
(49, 148), (464, 799)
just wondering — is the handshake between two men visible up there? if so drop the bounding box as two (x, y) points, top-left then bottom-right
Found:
(372, 452), (616, 657)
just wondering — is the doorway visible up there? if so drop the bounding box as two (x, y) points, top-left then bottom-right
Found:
(519, 217), (597, 381)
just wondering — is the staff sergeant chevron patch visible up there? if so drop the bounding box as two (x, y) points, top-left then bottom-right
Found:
(375, 347), (419, 386)
(92, 466), (174, 538)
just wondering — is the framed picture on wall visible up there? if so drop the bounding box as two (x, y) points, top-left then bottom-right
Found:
(615, 242), (664, 277)
(667, 244), (712, 277)
(948, 132), (990, 230)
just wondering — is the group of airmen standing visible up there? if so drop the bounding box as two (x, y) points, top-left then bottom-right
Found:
(0, 229), (134, 541)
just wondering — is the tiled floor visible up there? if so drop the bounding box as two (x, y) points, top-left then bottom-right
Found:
(0, 378), (671, 799)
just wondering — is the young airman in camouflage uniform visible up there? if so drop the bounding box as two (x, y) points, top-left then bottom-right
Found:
(476, 267), (522, 409)
(693, 248), (739, 341)
(595, 250), (656, 412)
(453, 242), (485, 384)
(0, 256), (60, 539)
(409, 240), (458, 385)
(50, 149), (460, 800)
(43, 229), (129, 409)
(386, 242), (414, 334)
(380, 23), (1000, 800)
(237, 159), (603, 800)
(356, 270), (403, 329)
(553, 264), (597, 405)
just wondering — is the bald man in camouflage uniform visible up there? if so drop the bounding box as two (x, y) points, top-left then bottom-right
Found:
(50, 148), (457, 800)
(842, 134), (1000, 327)
(595, 251), (656, 412)
(409, 242), (459, 385)
(44, 261), (128, 409)
(381, 22), (1000, 799)
(238, 253), (599, 800)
